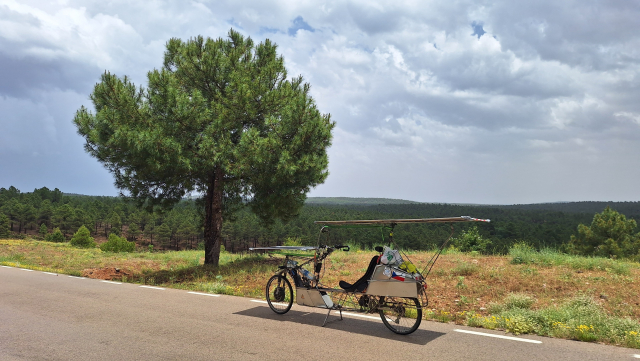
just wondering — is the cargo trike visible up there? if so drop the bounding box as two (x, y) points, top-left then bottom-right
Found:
(250, 216), (490, 335)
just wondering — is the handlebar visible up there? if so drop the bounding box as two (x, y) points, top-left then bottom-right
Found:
(319, 244), (349, 251)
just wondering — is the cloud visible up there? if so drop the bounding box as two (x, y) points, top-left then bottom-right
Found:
(1, 0), (640, 203)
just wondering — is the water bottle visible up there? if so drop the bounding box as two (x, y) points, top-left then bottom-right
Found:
(301, 268), (315, 281)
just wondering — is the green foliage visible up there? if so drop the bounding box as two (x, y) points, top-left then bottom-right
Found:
(100, 233), (135, 253)
(466, 294), (640, 347)
(45, 227), (65, 243)
(127, 222), (140, 241)
(568, 207), (640, 258)
(0, 213), (10, 238)
(70, 225), (96, 248)
(451, 226), (491, 253)
(283, 237), (302, 246)
(38, 223), (48, 238)
(509, 243), (631, 274)
(73, 29), (334, 265)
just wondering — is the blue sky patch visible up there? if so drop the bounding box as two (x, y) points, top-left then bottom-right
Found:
(288, 16), (315, 36)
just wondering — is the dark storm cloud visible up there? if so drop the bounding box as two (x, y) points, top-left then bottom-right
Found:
(0, 47), (99, 97)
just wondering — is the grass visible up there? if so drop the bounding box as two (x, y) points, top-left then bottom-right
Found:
(2, 238), (640, 348)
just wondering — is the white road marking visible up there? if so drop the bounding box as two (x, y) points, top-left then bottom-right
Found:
(101, 280), (122, 284)
(20, 268), (34, 272)
(188, 291), (220, 297)
(140, 285), (165, 290)
(454, 329), (542, 344)
(68, 276), (85, 279)
(251, 300), (291, 307)
(337, 311), (381, 321)
(44, 272), (57, 275)
(632, 355), (640, 359)
(1, 266), (10, 268)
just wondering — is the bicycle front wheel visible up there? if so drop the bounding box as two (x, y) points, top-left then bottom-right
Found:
(379, 297), (422, 335)
(266, 274), (294, 314)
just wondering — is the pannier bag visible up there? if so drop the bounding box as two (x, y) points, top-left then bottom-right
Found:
(379, 246), (404, 267)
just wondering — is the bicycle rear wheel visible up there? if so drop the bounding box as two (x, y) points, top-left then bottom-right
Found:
(266, 274), (293, 314)
(379, 297), (422, 335)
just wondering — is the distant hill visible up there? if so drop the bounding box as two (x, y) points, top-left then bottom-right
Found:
(492, 201), (640, 216)
(306, 197), (420, 205)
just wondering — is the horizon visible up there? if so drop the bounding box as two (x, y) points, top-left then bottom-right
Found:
(2, 185), (638, 207)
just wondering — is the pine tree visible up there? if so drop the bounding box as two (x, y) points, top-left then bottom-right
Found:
(46, 227), (65, 243)
(0, 213), (10, 238)
(70, 225), (96, 248)
(38, 223), (47, 238)
(74, 29), (334, 265)
(568, 207), (640, 258)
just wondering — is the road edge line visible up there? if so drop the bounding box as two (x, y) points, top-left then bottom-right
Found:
(454, 329), (542, 344)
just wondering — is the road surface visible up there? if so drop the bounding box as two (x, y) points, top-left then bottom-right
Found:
(1, 265), (638, 360)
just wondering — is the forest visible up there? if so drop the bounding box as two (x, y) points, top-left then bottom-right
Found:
(1, 186), (638, 255)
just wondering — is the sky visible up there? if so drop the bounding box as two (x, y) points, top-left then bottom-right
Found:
(1, 0), (639, 205)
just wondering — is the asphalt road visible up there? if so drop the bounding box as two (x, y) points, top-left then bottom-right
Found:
(1, 265), (639, 361)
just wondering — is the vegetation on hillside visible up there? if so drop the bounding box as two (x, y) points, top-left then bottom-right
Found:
(1, 186), (639, 260)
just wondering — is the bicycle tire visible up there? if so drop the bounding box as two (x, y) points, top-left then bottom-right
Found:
(266, 274), (294, 314)
(379, 297), (422, 335)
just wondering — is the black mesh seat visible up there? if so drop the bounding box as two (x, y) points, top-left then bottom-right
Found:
(339, 256), (379, 292)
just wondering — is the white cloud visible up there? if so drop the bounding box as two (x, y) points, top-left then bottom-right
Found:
(1, 0), (640, 203)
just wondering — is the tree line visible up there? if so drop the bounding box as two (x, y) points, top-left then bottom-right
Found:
(2, 186), (638, 256)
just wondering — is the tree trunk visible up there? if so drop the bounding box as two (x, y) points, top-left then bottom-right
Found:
(204, 167), (224, 265)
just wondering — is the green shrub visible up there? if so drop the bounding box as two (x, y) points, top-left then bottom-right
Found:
(451, 226), (491, 253)
(451, 262), (480, 276)
(100, 233), (135, 253)
(509, 242), (536, 264)
(38, 223), (48, 238)
(70, 225), (96, 248)
(503, 293), (536, 310)
(45, 228), (65, 243)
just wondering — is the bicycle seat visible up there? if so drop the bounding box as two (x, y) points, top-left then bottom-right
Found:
(339, 255), (379, 292)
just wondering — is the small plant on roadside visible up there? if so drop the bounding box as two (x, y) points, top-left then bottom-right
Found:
(70, 225), (96, 248)
(503, 293), (535, 310)
(625, 331), (640, 348)
(573, 324), (597, 342)
(435, 310), (452, 323)
(504, 315), (534, 335)
(100, 233), (135, 253)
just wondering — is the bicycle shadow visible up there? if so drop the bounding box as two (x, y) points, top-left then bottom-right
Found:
(234, 305), (445, 345)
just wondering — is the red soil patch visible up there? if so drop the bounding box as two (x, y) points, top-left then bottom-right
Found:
(82, 267), (133, 280)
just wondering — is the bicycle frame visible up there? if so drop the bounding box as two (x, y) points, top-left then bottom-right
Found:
(251, 216), (490, 334)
